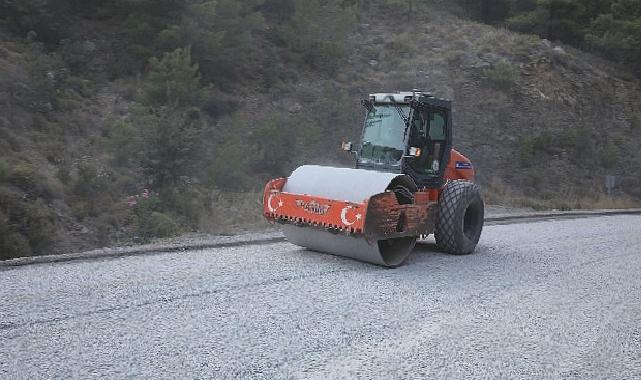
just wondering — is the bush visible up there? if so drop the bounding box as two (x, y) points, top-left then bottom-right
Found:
(159, 185), (208, 229)
(485, 60), (516, 91)
(8, 161), (37, 189)
(202, 90), (240, 118)
(138, 212), (180, 240)
(631, 113), (641, 130)
(518, 130), (558, 166)
(207, 137), (252, 191)
(519, 137), (536, 166)
(249, 116), (297, 176)
(23, 200), (57, 252)
(278, 0), (355, 73)
(70, 200), (91, 220)
(0, 222), (33, 259)
(59, 39), (96, 72)
(108, 121), (138, 167)
(180, 0), (266, 86)
(131, 193), (181, 241)
(0, 160), (7, 183)
(599, 140), (619, 169)
(0, 0), (68, 44)
(24, 46), (68, 111)
(0, 194), (57, 257)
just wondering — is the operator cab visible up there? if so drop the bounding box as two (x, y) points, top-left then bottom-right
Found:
(352, 91), (453, 188)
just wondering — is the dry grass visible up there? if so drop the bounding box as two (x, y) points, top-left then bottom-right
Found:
(200, 190), (270, 235)
(483, 177), (640, 211)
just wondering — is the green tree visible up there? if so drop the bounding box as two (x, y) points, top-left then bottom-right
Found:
(586, 0), (641, 68)
(134, 106), (204, 187)
(0, 0), (70, 43)
(177, 0), (266, 86)
(130, 47), (206, 187)
(279, 0), (356, 72)
(249, 116), (297, 176)
(144, 47), (206, 108)
(508, 0), (585, 43)
(261, 0), (296, 22)
(456, 0), (513, 24)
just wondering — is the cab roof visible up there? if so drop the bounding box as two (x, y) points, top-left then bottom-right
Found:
(368, 91), (451, 109)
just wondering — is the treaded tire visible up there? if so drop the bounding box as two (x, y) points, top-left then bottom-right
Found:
(435, 180), (484, 255)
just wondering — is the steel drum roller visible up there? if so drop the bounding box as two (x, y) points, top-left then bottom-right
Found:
(282, 165), (417, 267)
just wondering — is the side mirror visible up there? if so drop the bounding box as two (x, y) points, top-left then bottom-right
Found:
(341, 141), (353, 152)
(405, 147), (422, 158)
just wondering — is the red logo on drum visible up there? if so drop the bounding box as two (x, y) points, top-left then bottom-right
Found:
(295, 200), (330, 215)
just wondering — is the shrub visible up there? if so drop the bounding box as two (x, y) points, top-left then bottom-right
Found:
(518, 129), (559, 166)
(180, 0), (266, 86)
(155, 26), (182, 51)
(56, 164), (71, 184)
(202, 90), (240, 118)
(0, 0), (68, 44)
(108, 121), (138, 167)
(599, 140), (619, 169)
(572, 127), (596, 165)
(143, 212), (180, 239)
(0, 225), (32, 260)
(249, 116), (297, 176)
(24, 46), (67, 110)
(114, 175), (139, 195)
(11, 199), (57, 255)
(133, 202), (180, 241)
(631, 113), (641, 130)
(278, 0), (355, 73)
(0, 194), (56, 259)
(486, 60), (516, 91)
(207, 139), (253, 191)
(519, 137), (535, 166)
(8, 161), (36, 189)
(159, 185), (207, 230)
(70, 200), (91, 220)
(95, 213), (122, 246)
(59, 39), (96, 72)
(127, 189), (179, 240)
(0, 160), (7, 183)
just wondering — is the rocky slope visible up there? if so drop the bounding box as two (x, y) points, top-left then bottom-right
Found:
(1, 6), (640, 258)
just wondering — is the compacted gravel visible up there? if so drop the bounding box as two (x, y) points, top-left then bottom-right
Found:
(1, 215), (641, 379)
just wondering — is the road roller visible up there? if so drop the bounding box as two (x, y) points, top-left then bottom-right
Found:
(263, 91), (484, 267)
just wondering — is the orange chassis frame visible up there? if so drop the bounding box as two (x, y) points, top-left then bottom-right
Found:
(263, 150), (474, 243)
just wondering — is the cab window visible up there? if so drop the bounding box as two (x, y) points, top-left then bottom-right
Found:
(409, 110), (447, 175)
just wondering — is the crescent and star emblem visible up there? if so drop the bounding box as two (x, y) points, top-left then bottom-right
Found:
(267, 194), (284, 213)
(340, 206), (362, 226)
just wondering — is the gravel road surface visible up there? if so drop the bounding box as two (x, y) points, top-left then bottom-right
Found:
(2, 215), (641, 379)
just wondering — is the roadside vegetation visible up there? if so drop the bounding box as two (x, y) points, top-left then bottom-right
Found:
(443, 0), (641, 71)
(0, 0), (640, 259)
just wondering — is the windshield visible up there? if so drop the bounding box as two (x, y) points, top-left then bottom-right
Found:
(359, 104), (409, 166)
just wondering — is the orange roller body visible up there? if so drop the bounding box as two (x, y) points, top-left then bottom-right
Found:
(262, 91), (484, 267)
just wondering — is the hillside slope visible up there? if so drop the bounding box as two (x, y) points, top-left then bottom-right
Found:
(1, 4), (640, 259)
(308, 10), (641, 199)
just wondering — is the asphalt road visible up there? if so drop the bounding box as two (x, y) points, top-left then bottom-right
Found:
(2, 215), (641, 379)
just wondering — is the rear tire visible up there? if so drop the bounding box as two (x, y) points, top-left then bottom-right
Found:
(435, 180), (484, 255)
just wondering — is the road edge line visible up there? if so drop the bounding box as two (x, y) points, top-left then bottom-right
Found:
(3, 208), (641, 268)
